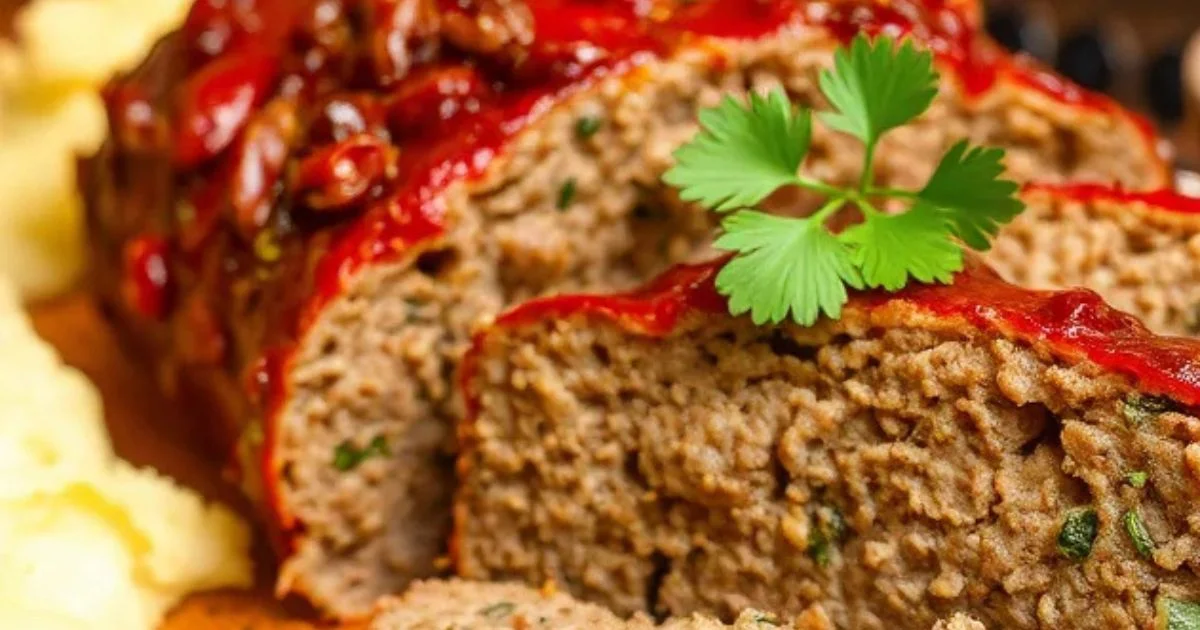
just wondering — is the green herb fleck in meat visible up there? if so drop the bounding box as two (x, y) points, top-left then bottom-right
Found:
(1125, 470), (1149, 488)
(750, 612), (781, 626)
(332, 435), (389, 471)
(1123, 508), (1155, 558)
(1123, 394), (1176, 427)
(1156, 596), (1200, 630)
(557, 178), (577, 210)
(1056, 508), (1099, 561)
(807, 526), (831, 566)
(478, 601), (516, 620)
(807, 504), (847, 567)
(253, 230), (282, 263)
(574, 116), (603, 139)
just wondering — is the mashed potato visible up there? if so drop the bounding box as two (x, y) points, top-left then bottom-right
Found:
(0, 0), (190, 299)
(0, 278), (254, 630)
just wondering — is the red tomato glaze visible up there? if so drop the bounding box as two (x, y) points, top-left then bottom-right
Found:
(488, 258), (1200, 406)
(99, 0), (1169, 556)
(299, 0), (1159, 327)
(1025, 182), (1200, 216)
(245, 0), (1164, 534)
(120, 235), (172, 320)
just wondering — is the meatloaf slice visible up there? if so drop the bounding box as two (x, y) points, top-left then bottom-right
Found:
(368, 580), (986, 629)
(456, 260), (1200, 629)
(82, 0), (1170, 618)
(989, 185), (1200, 337)
(369, 580), (637, 629)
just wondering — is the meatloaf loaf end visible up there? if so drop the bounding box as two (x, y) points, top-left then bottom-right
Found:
(456, 260), (1200, 629)
(989, 184), (1200, 337)
(82, 0), (1171, 618)
(368, 580), (987, 629)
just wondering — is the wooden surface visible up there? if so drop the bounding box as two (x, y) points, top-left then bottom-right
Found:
(29, 294), (329, 630)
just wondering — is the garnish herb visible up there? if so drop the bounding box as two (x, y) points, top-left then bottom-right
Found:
(557, 178), (577, 210)
(479, 601), (516, 620)
(332, 435), (388, 471)
(750, 612), (781, 626)
(1125, 471), (1149, 488)
(1056, 508), (1099, 561)
(663, 34), (1024, 325)
(1157, 596), (1200, 630)
(807, 504), (847, 567)
(1123, 508), (1156, 558)
(575, 116), (603, 139)
(1123, 394), (1176, 428)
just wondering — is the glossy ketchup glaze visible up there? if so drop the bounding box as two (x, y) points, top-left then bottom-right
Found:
(120, 235), (172, 320)
(299, 0), (1159, 328)
(1024, 182), (1200, 216)
(486, 258), (1200, 406)
(93, 0), (1167, 554)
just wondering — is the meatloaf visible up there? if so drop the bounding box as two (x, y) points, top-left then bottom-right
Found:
(987, 185), (1200, 337)
(368, 580), (986, 629)
(81, 0), (1170, 618)
(456, 260), (1200, 629)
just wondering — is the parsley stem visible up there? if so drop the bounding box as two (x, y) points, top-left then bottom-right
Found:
(810, 197), (848, 225)
(853, 197), (883, 218)
(793, 176), (845, 198)
(859, 140), (878, 193)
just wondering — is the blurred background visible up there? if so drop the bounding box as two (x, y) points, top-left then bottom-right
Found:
(981, 0), (1200, 165)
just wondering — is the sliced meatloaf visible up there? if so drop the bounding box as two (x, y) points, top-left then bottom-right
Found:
(369, 580), (985, 629)
(456, 260), (1200, 629)
(370, 580), (638, 629)
(989, 185), (1200, 337)
(81, 0), (1170, 618)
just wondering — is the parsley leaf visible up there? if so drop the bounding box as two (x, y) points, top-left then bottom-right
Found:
(818, 35), (938, 147)
(918, 140), (1024, 250)
(1057, 508), (1099, 561)
(1125, 470), (1149, 488)
(664, 89), (812, 212)
(1123, 508), (1156, 558)
(714, 211), (862, 325)
(479, 602), (516, 620)
(1157, 596), (1200, 630)
(840, 202), (962, 291)
(332, 435), (389, 471)
(661, 33), (1026, 328)
(1123, 394), (1177, 427)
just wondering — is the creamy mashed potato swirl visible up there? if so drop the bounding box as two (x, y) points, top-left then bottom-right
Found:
(0, 279), (253, 629)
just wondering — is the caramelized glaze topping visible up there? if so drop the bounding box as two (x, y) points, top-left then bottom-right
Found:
(1026, 182), (1200, 215)
(492, 259), (1200, 407)
(109, 0), (1155, 332)
(98, 0), (1163, 467)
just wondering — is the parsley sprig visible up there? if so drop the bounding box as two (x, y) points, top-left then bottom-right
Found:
(663, 34), (1025, 325)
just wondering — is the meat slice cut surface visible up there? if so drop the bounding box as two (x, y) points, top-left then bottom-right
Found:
(456, 260), (1200, 630)
(368, 579), (987, 629)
